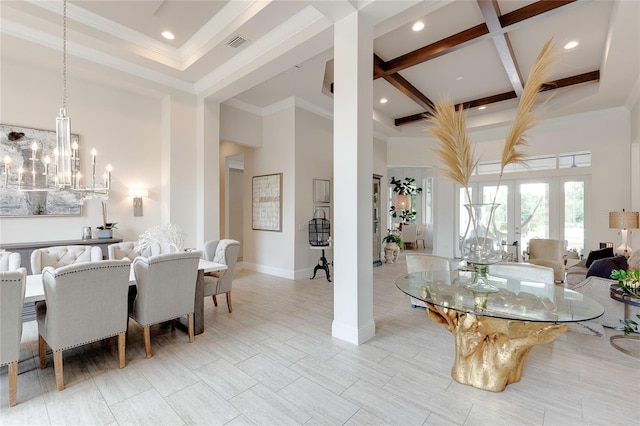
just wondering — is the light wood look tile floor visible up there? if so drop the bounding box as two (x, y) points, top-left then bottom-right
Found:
(2, 251), (639, 425)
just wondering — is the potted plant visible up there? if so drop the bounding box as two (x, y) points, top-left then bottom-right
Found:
(97, 200), (117, 239)
(610, 269), (640, 335)
(383, 230), (402, 248)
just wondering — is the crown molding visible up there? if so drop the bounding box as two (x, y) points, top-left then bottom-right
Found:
(1, 19), (195, 94)
(223, 98), (264, 117)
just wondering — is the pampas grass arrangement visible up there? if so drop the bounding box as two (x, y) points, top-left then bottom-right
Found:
(428, 38), (557, 235)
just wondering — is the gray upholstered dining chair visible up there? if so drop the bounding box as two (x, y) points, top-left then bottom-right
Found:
(0, 251), (21, 272)
(130, 251), (201, 358)
(405, 253), (451, 308)
(108, 241), (158, 261)
(202, 239), (240, 313)
(31, 245), (103, 274)
(1, 268), (27, 406)
(36, 260), (131, 391)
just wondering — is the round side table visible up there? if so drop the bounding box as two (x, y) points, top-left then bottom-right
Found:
(609, 284), (640, 359)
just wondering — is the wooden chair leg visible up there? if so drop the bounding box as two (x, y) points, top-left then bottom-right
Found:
(118, 332), (126, 368)
(226, 292), (233, 313)
(187, 313), (194, 342)
(8, 362), (18, 406)
(143, 326), (152, 358)
(38, 335), (47, 369)
(212, 295), (218, 306)
(53, 351), (64, 391)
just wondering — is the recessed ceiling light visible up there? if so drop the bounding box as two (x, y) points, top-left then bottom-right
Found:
(412, 21), (425, 32)
(456, 76), (463, 81)
(478, 106), (486, 110)
(379, 98), (388, 104)
(161, 31), (175, 40)
(564, 40), (579, 50)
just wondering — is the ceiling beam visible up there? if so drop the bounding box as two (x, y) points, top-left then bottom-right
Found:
(375, 0), (581, 80)
(374, 55), (434, 111)
(477, 0), (524, 96)
(394, 70), (600, 126)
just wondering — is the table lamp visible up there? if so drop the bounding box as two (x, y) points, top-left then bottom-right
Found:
(609, 209), (640, 257)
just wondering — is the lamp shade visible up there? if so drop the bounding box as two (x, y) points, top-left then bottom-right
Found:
(609, 210), (639, 230)
(395, 194), (411, 210)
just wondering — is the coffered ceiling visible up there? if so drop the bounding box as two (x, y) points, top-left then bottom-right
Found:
(1, 0), (638, 138)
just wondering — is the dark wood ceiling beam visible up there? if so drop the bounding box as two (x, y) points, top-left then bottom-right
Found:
(477, 0), (524, 96)
(382, 72), (435, 112)
(394, 70), (600, 126)
(375, 0), (581, 80)
(375, 24), (489, 79)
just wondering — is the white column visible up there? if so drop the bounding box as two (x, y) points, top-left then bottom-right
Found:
(332, 11), (375, 345)
(196, 97), (221, 248)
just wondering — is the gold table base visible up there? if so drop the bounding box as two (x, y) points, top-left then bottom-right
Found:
(427, 303), (568, 392)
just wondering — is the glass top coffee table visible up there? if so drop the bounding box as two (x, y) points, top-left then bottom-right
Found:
(396, 270), (604, 392)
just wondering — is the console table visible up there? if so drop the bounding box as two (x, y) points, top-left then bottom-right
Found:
(1, 238), (122, 275)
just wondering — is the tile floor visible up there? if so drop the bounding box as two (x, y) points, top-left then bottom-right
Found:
(1, 251), (639, 425)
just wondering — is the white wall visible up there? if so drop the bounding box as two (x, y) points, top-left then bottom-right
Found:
(294, 107), (333, 276)
(243, 107), (296, 277)
(0, 57), (163, 244)
(220, 104), (263, 148)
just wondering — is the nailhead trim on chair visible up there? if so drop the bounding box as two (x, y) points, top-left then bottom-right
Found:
(52, 263), (129, 277)
(42, 331), (125, 353)
(135, 311), (194, 328)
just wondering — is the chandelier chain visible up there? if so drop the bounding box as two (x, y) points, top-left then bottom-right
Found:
(62, 0), (67, 110)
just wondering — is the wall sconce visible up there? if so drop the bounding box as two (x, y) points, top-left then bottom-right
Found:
(129, 188), (148, 217)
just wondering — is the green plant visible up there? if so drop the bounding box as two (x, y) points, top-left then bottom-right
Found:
(610, 269), (640, 335)
(383, 230), (402, 246)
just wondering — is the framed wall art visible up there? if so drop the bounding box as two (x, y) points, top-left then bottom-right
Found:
(252, 173), (282, 231)
(0, 124), (82, 217)
(313, 178), (330, 204)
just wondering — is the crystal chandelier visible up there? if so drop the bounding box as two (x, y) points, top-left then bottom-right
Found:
(1, 0), (111, 202)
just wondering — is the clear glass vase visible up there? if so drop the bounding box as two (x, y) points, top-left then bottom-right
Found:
(461, 203), (501, 295)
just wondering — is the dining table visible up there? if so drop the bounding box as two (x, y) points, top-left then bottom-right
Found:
(25, 258), (227, 336)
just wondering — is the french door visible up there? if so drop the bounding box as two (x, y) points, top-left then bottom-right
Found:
(457, 177), (587, 258)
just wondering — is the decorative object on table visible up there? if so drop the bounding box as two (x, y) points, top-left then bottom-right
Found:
(428, 38), (556, 298)
(609, 209), (639, 257)
(309, 209), (330, 247)
(96, 201), (117, 239)
(137, 223), (186, 253)
(610, 269), (640, 334)
(0, 1), (113, 208)
(389, 176), (422, 224)
(460, 203), (501, 294)
(82, 226), (92, 240)
(252, 173), (282, 232)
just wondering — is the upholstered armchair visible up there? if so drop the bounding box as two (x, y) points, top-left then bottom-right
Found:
(0, 251), (21, 271)
(130, 251), (201, 357)
(31, 245), (103, 274)
(526, 239), (566, 282)
(108, 241), (158, 261)
(1, 268), (26, 406)
(405, 253), (451, 308)
(401, 224), (418, 250)
(202, 240), (240, 313)
(415, 224), (426, 249)
(36, 260), (131, 391)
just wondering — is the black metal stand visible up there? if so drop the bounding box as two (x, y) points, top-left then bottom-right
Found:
(310, 248), (332, 282)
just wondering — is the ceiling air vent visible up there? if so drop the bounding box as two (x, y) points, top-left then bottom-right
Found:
(226, 35), (248, 49)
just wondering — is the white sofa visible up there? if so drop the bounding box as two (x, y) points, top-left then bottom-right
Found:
(567, 276), (640, 329)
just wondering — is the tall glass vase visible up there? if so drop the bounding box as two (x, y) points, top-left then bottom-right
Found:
(461, 203), (501, 295)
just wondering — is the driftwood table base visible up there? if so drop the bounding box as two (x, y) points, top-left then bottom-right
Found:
(427, 303), (568, 392)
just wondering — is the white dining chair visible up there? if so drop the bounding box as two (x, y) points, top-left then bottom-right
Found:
(31, 245), (103, 274)
(1, 268), (27, 406)
(405, 253), (451, 308)
(0, 251), (21, 272)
